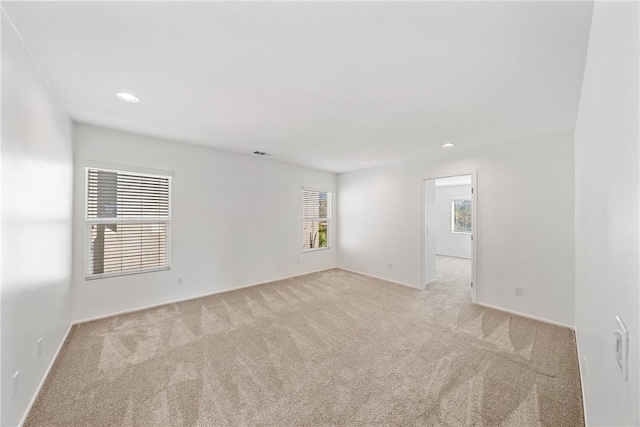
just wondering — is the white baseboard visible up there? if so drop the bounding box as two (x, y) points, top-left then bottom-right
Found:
(474, 302), (575, 330)
(424, 278), (438, 286)
(19, 323), (73, 427)
(574, 329), (589, 425)
(73, 266), (338, 325)
(337, 267), (422, 290)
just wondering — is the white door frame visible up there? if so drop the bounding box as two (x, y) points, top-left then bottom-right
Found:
(420, 171), (478, 302)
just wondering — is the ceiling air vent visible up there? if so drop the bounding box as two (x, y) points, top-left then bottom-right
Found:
(253, 151), (270, 156)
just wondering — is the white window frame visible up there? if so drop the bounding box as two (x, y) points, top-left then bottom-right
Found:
(451, 197), (472, 234)
(302, 187), (331, 252)
(85, 167), (172, 280)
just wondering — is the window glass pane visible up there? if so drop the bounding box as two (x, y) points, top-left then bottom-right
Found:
(86, 168), (171, 279)
(303, 220), (328, 249)
(89, 223), (167, 275)
(453, 199), (472, 232)
(302, 189), (330, 250)
(87, 169), (169, 219)
(303, 190), (329, 219)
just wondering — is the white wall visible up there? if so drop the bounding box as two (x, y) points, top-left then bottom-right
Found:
(338, 133), (575, 326)
(1, 10), (73, 427)
(574, 2), (639, 425)
(72, 124), (337, 322)
(435, 184), (472, 259)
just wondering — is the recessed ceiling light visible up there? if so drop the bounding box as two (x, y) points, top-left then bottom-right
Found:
(116, 92), (140, 103)
(441, 142), (455, 148)
(361, 161), (369, 165)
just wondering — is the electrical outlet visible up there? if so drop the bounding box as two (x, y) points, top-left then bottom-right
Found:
(13, 371), (19, 396)
(388, 263), (393, 270)
(177, 277), (184, 285)
(515, 287), (524, 297)
(37, 338), (43, 358)
(297, 259), (300, 265)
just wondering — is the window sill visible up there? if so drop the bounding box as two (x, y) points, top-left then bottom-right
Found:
(302, 247), (332, 253)
(85, 266), (170, 281)
(451, 231), (472, 235)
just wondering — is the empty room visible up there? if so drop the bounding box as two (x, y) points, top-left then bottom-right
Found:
(1, 1), (638, 426)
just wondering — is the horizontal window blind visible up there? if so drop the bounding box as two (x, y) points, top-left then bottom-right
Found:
(86, 168), (171, 279)
(302, 189), (330, 250)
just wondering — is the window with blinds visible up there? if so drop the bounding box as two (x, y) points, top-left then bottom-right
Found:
(85, 168), (171, 279)
(302, 188), (330, 251)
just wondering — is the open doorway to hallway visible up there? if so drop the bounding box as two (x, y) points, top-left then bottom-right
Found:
(436, 255), (471, 292)
(423, 174), (475, 300)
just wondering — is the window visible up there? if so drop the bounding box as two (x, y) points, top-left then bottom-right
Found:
(302, 188), (331, 251)
(451, 199), (472, 233)
(85, 168), (171, 279)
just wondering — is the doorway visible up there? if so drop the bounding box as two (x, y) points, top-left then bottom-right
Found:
(422, 173), (476, 301)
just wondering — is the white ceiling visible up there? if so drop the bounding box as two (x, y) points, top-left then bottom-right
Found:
(2, 1), (593, 173)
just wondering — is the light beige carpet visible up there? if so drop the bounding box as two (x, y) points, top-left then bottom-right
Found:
(26, 268), (583, 426)
(436, 255), (472, 292)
